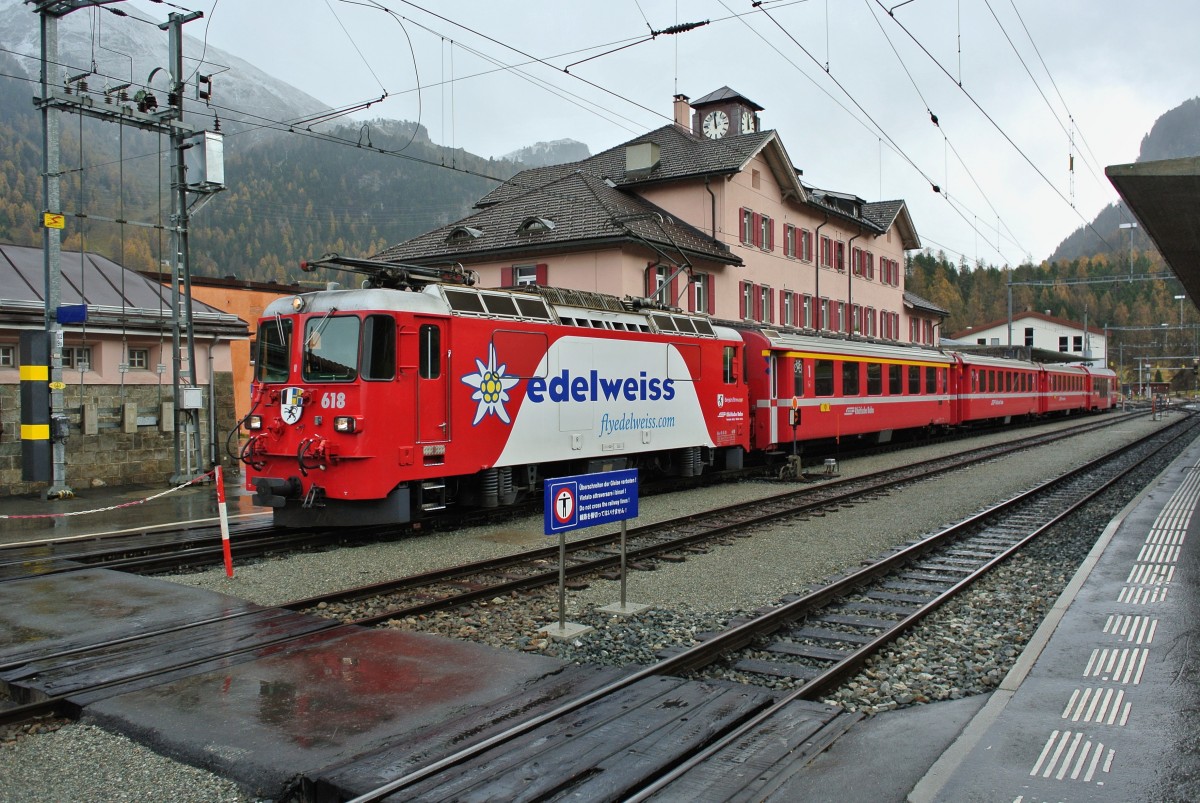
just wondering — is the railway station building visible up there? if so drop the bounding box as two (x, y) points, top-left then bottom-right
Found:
(950, 311), (1107, 363)
(373, 88), (943, 343)
(0, 243), (248, 496)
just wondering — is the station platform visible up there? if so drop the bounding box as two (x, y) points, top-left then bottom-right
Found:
(777, 432), (1200, 802)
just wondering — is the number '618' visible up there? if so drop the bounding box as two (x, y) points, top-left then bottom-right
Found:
(320, 392), (346, 409)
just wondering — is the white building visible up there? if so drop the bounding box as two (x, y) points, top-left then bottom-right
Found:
(950, 311), (1106, 363)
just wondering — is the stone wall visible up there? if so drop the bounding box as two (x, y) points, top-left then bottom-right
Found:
(0, 373), (238, 497)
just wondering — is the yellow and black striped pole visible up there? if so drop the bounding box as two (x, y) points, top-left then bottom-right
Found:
(20, 331), (51, 482)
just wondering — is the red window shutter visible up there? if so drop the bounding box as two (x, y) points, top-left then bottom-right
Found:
(767, 218), (775, 251)
(705, 274), (714, 314)
(669, 274), (680, 306)
(535, 263), (548, 284)
(646, 265), (657, 297)
(502, 266), (514, 285)
(751, 213), (762, 248)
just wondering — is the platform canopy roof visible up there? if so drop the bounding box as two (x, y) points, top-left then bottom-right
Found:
(1106, 157), (1200, 303)
(0, 243), (247, 337)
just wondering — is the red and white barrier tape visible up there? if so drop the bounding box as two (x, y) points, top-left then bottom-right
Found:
(0, 470), (218, 520)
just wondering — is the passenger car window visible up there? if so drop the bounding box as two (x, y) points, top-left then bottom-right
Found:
(815, 360), (834, 396)
(842, 361), (860, 396)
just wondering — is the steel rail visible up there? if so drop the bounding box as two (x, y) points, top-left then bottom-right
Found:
(342, 413), (1189, 803)
(288, 411), (1146, 622)
(624, 415), (1198, 799)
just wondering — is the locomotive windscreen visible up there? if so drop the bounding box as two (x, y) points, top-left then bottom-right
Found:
(256, 317), (292, 383)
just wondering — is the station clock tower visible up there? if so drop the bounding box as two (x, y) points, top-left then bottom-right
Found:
(690, 86), (764, 140)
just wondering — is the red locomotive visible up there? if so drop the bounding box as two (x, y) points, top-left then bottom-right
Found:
(241, 258), (1115, 527)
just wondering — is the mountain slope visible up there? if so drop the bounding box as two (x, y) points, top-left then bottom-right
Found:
(1047, 95), (1200, 265)
(0, 0), (520, 282)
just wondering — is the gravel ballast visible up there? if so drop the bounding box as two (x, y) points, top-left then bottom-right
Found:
(0, 412), (1182, 801)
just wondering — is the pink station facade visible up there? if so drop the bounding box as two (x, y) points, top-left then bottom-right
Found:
(374, 88), (939, 345)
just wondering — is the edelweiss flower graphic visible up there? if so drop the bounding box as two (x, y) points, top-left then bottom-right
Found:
(461, 344), (520, 425)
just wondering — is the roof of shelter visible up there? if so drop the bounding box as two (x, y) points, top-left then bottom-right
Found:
(1106, 156), (1200, 305)
(0, 243), (248, 336)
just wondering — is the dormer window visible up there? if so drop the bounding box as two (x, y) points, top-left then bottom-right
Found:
(517, 216), (556, 234)
(446, 225), (483, 243)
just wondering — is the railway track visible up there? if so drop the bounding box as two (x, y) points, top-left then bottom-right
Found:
(0, 412), (1144, 585)
(330, 412), (1197, 802)
(0, 412), (1180, 796)
(287, 410), (1147, 623)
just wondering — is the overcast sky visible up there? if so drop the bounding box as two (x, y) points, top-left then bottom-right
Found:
(119, 0), (1199, 265)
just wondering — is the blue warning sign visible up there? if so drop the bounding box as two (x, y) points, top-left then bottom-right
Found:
(544, 468), (638, 535)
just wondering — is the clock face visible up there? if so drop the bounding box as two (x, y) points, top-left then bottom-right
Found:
(740, 110), (755, 134)
(702, 110), (730, 139)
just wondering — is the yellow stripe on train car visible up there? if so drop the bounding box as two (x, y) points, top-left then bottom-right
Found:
(763, 349), (950, 368)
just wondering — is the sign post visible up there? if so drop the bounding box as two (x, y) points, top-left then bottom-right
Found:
(542, 468), (644, 638)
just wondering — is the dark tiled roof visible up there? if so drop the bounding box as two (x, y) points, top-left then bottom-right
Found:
(475, 162), (580, 208)
(0, 243), (247, 335)
(862, 200), (905, 230)
(384, 96), (919, 268)
(904, 290), (949, 316)
(863, 199), (921, 250)
(372, 169), (740, 267)
(584, 124), (777, 187)
(690, 86), (763, 111)
(474, 124), (781, 210)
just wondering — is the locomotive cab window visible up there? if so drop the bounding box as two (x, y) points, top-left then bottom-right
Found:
(256, 317), (292, 383)
(361, 315), (396, 381)
(303, 315), (359, 382)
(723, 346), (738, 383)
(419, 324), (441, 379)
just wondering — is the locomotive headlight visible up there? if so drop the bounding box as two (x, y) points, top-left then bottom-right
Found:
(333, 415), (356, 433)
(246, 414), (263, 431)
(290, 295), (305, 312)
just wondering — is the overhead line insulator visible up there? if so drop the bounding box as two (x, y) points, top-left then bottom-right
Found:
(652, 20), (709, 37)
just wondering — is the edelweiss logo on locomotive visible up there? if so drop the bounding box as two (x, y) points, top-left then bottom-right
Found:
(460, 345), (677, 427)
(525, 371), (675, 404)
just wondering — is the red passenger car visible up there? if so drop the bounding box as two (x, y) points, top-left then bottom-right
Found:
(737, 328), (955, 450)
(1039, 364), (1090, 415)
(1084, 366), (1118, 411)
(953, 352), (1041, 424)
